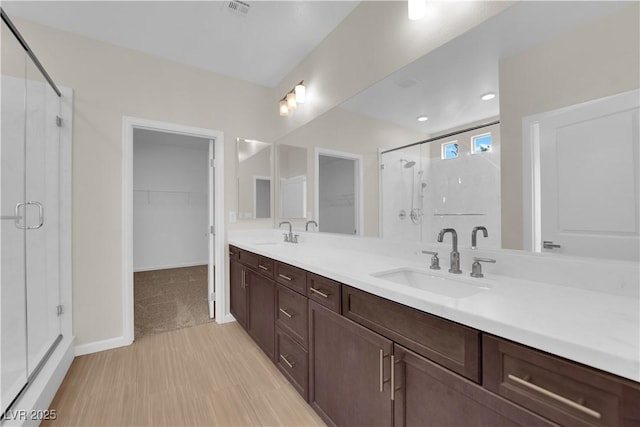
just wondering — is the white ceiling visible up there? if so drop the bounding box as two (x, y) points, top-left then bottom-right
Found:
(340, 1), (632, 136)
(2, 0), (359, 87)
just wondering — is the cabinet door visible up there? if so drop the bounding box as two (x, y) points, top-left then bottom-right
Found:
(393, 344), (555, 427)
(229, 257), (247, 329)
(309, 301), (393, 427)
(247, 270), (275, 361)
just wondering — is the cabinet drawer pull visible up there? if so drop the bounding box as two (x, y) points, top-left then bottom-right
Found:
(278, 273), (293, 281)
(507, 374), (601, 419)
(241, 270), (246, 288)
(279, 308), (294, 318)
(309, 287), (329, 298)
(280, 354), (295, 368)
(258, 264), (269, 271)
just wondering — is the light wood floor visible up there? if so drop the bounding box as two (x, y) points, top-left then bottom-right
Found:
(44, 322), (325, 426)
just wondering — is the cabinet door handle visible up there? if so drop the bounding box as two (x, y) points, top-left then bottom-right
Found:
(309, 287), (329, 298)
(507, 374), (601, 419)
(390, 355), (395, 401)
(258, 264), (269, 271)
(279, 308), (294, 318)
(278, 273), (292, 281)
(280, 354), (295, 368)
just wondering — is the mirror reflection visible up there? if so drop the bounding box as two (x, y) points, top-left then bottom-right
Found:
(275, 1), (639, 261)
(277, 144), (308, 219)
(237, 138), (272, 220)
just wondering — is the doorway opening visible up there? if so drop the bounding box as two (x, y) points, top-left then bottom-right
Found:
(314, 149), (363, 235)
(132, 129), (212, 338)
(123, 117), (225, 345)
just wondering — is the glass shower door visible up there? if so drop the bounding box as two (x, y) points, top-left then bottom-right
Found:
(0, 19), (28, 413)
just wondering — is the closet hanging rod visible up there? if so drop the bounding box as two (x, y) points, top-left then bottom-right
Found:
(381, 120), (500, 155)
(1, 8), (62, 97)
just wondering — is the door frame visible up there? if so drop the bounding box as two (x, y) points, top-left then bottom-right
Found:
(122, 116), (226, 346)
(314, 148), (363, 235)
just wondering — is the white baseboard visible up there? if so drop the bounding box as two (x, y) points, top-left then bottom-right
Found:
(218, 313), (236, 324)
(133, 261), (209, 272)
(75, 335), (132, 356)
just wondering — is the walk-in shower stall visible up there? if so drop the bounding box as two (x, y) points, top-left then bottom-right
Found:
(380, 121), (502, 249)
(1, 9), (73, 419)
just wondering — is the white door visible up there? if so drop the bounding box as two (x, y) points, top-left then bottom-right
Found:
(208, 140), (215, 318)
(537, 90), (639, 261)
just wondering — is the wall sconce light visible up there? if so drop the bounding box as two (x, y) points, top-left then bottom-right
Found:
(279, 80), (306, 117)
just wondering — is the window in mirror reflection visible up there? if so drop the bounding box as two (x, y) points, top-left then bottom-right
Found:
(237, 138), (272, 219)
(441, 141), (459, 160)
(472, 133), (493, 153)
(277, 145), (308, 219)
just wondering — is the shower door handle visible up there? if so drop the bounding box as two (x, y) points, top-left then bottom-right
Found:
(16, 201), (44, 230)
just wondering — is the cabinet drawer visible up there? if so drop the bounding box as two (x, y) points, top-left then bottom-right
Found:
(237, 249), (259, 269)
(275, 261), (307, 295)
(342, 285), (481, 382)
(256, 257), (274, 279)
(276, 327), (308, 401)
(307, 273), (341, 313)
(275, 284), (308, 348)
(483, 335), (640, 427)
(229, 245), (239, 262)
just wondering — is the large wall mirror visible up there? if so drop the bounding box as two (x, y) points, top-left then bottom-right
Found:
(277, 144), (308, 219)
(274, 1), (639, 261)
(237, 138), (272, 220)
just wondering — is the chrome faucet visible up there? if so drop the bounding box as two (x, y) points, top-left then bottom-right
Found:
(279, 221), (297, 243)
(437, 228), (462, 274)
(305, 220), (318, 231)
(471, 226), (488, 249)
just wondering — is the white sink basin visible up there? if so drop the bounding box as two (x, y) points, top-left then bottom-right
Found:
(371, 267), (490, 298)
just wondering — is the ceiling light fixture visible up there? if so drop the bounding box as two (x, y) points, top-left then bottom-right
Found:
(417, 115), (429, 122)
(279, 80), (306, 117)
(408, 0), (426, 20)
(481, 92), (496, 101)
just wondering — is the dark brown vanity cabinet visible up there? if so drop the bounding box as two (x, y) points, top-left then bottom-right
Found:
(393, 344), (555, 427)
(229, 246), (640, 427)
(229, 246), (275, 361)
(229, 247), (247, 329)
(246, 269), (275, 361)
(309, 301), (393, 427)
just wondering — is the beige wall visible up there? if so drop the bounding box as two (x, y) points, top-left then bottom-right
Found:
(275, 107), (428, 236)
(499, 3), (640, 249)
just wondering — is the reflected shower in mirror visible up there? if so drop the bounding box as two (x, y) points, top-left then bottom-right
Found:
(237, 138), (272, 220)
(277, 144), (308, 219)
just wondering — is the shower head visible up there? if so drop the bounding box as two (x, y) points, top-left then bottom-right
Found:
(400, 159), (416, 168)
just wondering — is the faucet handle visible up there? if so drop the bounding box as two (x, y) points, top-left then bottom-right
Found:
(282, 233), (290, 243)
(292, 234), (299, 244)
(421, 251), (441, 270)
(470, 257), (496, 278)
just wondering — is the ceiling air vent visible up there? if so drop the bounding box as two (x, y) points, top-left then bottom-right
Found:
(227, 0), (250, 16)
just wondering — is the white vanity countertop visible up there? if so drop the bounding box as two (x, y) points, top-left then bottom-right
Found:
(228, 229), (640, 383)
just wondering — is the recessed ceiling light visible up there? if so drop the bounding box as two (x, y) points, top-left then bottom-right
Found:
(417, 115), (429, 122)
(481, 92), (496, 101)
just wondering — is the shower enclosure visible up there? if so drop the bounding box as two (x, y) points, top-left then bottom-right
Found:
(1, 9), (72, 416)
(380, 121), (502, 248)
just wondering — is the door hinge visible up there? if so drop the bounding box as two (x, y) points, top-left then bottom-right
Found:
(56, 305), (64, 316)
(210, 158), (215, 167)
(56, 116), (63, 127)
(210, 292), (216, 301)
(380, 164), (385, 170)
(210, 225), (215, 235)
